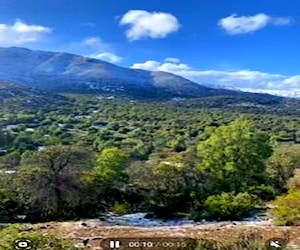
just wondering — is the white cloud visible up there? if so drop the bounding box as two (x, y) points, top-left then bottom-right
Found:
(120, 10), (180, 41)
(131, 60), (161, 71)
(131, 58), (190, 72)
(218, 13), (292, 35)
(0, 19), (51, 46)
(82, 36), (111, 51)
(67, 36), (123, 63)
(131, 58), (300, 96)
(165, 57), (181, 63)
(91, 52), (123, 63)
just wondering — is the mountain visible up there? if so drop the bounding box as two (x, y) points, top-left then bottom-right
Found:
(0, 47), (238, 99)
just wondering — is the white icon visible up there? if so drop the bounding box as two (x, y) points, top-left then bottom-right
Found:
(15, 239), (32, 249)
(109, 240), (120, 249)
(270, 240), (281, 248)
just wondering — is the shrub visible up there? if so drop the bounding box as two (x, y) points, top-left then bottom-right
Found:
(287, 169), (300, 191)
(244, 185), (277, 201)
(266, 144), (300, 192)
(0, 187), (22, 223)
(202, 192), (259, 221)
(0, 225), (77, 249)
(111, 201), (131, 215)
(270, 190), (300, 226)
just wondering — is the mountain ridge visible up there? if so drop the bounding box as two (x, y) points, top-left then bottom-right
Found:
(0, 47), (239, 99)
(0, 47), (290, 103)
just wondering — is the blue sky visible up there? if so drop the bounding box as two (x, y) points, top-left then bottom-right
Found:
(1, 0), (300, 95)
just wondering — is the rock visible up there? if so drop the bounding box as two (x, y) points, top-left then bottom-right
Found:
(24, 227), (33, 231)
(92, 237), (104, 240)
(98, 213), (107, 221)
(82, 238), (89, 246)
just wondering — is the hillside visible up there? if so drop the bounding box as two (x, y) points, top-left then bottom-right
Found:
(0, 87), (300, 249)
(0, 47), (222, 98)
(0, 47), (250, 99)
(0, 82), (69, 111)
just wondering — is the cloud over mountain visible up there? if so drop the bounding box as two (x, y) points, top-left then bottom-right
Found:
(90, 52), (123, 63)
(131, 58), (300, 96)
(0, 19), (51, 46)
(120, 10), (180, 41)
(65, 36), (123, 63)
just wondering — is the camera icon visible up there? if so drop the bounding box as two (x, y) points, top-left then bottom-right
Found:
(14, 239), (33, 249)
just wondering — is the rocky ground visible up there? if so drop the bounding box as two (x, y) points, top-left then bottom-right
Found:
(28, 213), (300, 249)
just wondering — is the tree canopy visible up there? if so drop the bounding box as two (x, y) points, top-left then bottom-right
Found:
(15, 146), (93, 220)
(197, 118), (273, 192)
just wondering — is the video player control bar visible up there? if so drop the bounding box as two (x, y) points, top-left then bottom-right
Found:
(101, 237), (198, 250)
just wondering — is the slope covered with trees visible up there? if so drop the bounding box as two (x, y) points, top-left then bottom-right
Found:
(0, 93), (300, 225)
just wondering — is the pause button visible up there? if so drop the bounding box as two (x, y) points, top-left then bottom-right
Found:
(109, 240), (120, 249)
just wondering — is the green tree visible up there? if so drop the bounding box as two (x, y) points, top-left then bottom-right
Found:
(94, 147), (129, 184)
(12, 135), (38, 153)
(0, 174), (22, 222)
(197, 118), (273, 192)
(15, 146), (94, 221)
(270, 190), (300, 226)
(270, 169), (300, 226)
(0, 151), (20, 168)
(203, 192), (258, 221)
(266, 144), (300, 192)
(128, 152), (204, 218)
(84, 147), (130, 212)
(0, 130), (14, 148)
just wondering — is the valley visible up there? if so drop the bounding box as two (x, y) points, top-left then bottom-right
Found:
(1, 0), (300, 248)
(1, 86), (300, 249)
(1, 48), (300, 249)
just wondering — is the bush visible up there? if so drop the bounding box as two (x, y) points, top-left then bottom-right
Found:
(0, 225), (77, 249)
(0, 187), (23, 223)
(287, 169), (300, 191)
(266, 144), (300, 192)
(244, 185), (277, 201)
(111, 201), (131, 215)
(270, 190), (300, 226)
(202, 192), (259, 221)
(127, 158), (203, 219)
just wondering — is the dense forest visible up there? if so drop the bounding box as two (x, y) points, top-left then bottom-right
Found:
(1, 93), (300, 248)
